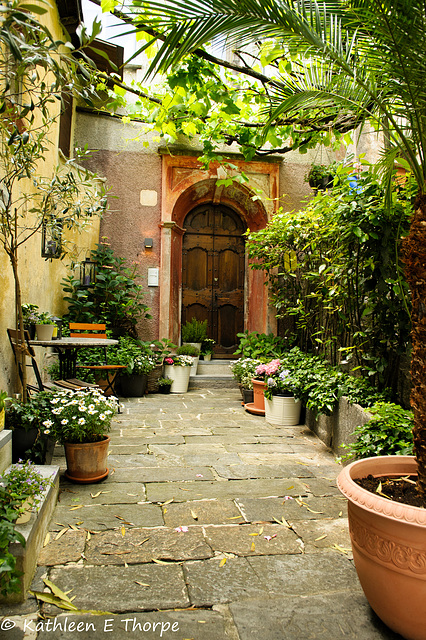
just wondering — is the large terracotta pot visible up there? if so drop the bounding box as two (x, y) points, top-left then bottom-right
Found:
(64, 436), (110, 483)
(265, 394), (301, 426)
(164, 365), (191, 393)
(337, 456), (426, 640)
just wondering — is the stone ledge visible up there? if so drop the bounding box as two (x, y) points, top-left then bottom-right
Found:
(305, 397), (372, 459)
(0, 465), (60, 604)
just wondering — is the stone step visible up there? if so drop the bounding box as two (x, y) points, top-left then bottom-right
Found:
(189, 374), (238, 389)
(0, 430), (12, 474)
(197, 359), (234, 376)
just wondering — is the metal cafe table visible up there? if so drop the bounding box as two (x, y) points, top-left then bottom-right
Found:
(29, 336), (120, 394)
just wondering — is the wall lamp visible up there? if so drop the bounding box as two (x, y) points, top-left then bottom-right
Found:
(144, 238), (153, 250)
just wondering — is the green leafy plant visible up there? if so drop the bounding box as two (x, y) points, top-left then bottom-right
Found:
(62, 242), (151, 336)
(234, 331), (290, 359)
(181, 318), (208, 343)
(112, 336), (156, 375)
(230, 358), (263, 389)
(35, 311), (55, 325)
(339, 402), (414, 463)
(201, 338), (215, 355)
(21, 304), (40, 327)
(44, 388), (117, 444)
(158, 377), (173, 387)
(176, 344), (200, 357)
(0, 461), (52, 597)
(305, 162), (336, 188)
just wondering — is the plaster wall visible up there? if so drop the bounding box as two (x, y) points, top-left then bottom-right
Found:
(0, 7), (101, 396)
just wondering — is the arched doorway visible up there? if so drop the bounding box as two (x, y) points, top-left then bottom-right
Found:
(182, 203), (246, 357)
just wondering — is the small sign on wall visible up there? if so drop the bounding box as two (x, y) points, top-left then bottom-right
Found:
(148, 268), (159, 286)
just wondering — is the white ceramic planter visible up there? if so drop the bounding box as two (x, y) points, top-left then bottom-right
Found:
(190, 356), (199, 376)
(164, 364), (191, 393)
(35, 324), (55, 341)
(264, 395), (301, 426)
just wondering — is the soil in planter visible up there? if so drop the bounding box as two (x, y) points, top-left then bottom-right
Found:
(356, 474), (426, 509)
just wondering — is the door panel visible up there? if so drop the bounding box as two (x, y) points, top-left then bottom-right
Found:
(182, 204), (246, 356)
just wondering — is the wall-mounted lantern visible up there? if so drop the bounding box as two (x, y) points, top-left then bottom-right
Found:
(144, 237), (153, 250)
(80, 257), (96, 288)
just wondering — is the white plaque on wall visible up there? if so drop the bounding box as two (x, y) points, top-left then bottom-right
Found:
(148, 268), (159, 286)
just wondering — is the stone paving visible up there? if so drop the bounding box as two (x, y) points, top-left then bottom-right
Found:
(0, 388), (402, 639)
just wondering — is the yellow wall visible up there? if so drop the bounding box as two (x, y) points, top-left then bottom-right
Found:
(0, 3), (101, 395)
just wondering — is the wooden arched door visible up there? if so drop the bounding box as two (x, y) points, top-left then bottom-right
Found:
(182, 204), (246, 357)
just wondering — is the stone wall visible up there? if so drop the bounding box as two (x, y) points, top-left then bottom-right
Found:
(305, 397), (372, 459)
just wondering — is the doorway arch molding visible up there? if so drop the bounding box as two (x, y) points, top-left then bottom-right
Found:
(159, 154), (279, 344)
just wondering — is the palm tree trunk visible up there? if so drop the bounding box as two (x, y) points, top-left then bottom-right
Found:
(402, 193), (426, 496)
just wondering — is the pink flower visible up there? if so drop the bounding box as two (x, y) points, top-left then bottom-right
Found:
(255, 363), (267, 375)
(164, 357), (174, 365)
(264, 359), (281, 375)
(175, 526), (189, 533)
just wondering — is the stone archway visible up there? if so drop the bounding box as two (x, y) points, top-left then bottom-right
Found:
(159, 154), (279, 345)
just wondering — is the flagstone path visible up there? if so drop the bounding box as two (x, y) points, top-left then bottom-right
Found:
(0, 388), (402, 639)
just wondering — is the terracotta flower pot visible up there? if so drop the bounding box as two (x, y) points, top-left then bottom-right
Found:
(64, 436), (110, 483)
(265, 395), (301, 426)
(337, 455), (426, 640)
(245, 379), (266, 415)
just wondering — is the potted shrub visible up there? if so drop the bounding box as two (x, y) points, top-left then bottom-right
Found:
(201, 338), (215, 360)
(176, 344), (200, 376)
(158, 377), (173, 394)
(46, 388), (117, 483)
(6, 392), (56, 464)
(35, 312), (56, 341)
(0, 460), (53, 525)
(181, 317), (208, 351)
(113, 337), (156, 397)
(263, 360), (302, 426)
(146, 339), (176, 392)
(163, 355), (194, 393)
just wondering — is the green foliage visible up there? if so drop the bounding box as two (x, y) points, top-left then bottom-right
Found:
(0, 460), (52, 597)
(110, 336), (156, 375)
(62, 242), (151, 336)
(201, 338), (215, 355)
(181, 318), (208, 343)
(176, 344), (200, 356)
(0, 391), (10, 412)
(234, 331), (290, 359)
(6, 392), (55, 434)
(339, 402), (414, 463)
(230, 358), (263, 389)
(158, 377), (173, 387)
(247, 164), (412, 397)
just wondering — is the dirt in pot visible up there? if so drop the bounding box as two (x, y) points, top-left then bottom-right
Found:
(356, 474), (426, 509)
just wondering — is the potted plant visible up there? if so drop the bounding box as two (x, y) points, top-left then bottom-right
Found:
(157, 377), (173, 394)
(201, 338), (215, 361)
(263, 360), (302, 426)
(112, 337), (156, 397)
(35, 312), (56, 341)
(146, 339), (176, 392)
(0, 460), (53, 525)
(304, 163), (336, 190)
(46, 388), (117, 483)
(6, 392), (56, 464)
(21, 304), (40, 340)
(163, 355), (194, 393)
(230, 358), (262, 404)
(181, 317), (208, 351)
(176, 344), (200, 376)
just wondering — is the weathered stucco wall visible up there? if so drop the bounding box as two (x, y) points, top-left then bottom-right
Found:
(0, 8), (101, 396)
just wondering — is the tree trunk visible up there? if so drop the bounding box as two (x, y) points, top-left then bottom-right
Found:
(402, 193), (426, 496)
(9, 243), (28, 402)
